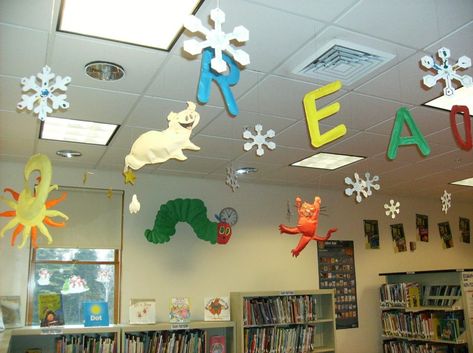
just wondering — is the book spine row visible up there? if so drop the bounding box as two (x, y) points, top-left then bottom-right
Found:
(380, 282), (420, 308)
(381, 311), (434, 339)
(382, 340), (464, 353)
(243, 295), (317, 326)
(421, 285), (461, 307)
(243, 325), (316, 353)
(55, 334), (116, 353)
(124, 330), (206, 353)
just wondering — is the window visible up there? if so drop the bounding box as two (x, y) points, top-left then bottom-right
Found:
(27, 248), (120, 325)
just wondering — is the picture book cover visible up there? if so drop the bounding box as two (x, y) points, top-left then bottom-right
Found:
(416, 214), (429, 242)
(390, 224), (407, 253)
(204, 297), (230, 321)
(459, 217), (470, 244)
(83, 301), (109, 327)
(129, 298), (156, 324)
(439, 318), (460, 341)
(363, 219), (379, 249)
(169, 297), (191, 323)
(38, 292), (64, 327)
(209, 335), (226, 353)
(0, 296), (22, 328)
(438, 222), (453, 249)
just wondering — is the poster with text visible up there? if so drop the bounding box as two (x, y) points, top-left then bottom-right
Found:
(462, 272), (473, 343)
(318, 240), (358, 329)
(363, 220), (379, 249)
(416, 214), (429, 242)
(390, 224), (407, 253)
(438, 222), (453, 249)
(459, 217), (470, 244)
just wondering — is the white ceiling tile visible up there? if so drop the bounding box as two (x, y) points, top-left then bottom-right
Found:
(237, 145), (316, 167)
(243, 0), (359, 22)
(199, 111), (295, 141)
(108, 125), (149, 150)
(325, 132), (389, 157)
(190, 135), (245, 160)
(56, 86), (139, 124)
(50, 34), (168, 94)
(127, 97), (223, 132)
(372, 142), (456, 163)
(96, 146), (129, 170)
(367, 106), (451, 136)
(0, 110), (38, 138)
(0, 136), (35, 157)
(0, 24), (48, 77)
(0, 0), (54, 31)
(336, 0), (473, 49)
(0, 76), (23, 112)
(158, 155), (229, 174)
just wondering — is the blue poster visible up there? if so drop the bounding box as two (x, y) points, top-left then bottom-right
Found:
(83, 301), (109, 327)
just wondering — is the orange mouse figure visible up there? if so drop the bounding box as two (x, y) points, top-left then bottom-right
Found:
(279, 196), (337, 257)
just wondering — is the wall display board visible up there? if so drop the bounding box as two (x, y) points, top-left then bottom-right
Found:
(317, 240), (358, 329)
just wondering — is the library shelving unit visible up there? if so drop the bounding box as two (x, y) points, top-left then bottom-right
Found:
(121, 321), (235, 353)
(6, 325), (121, 353)
(379, 269), (473, 353)
(230, 289), (336, 353)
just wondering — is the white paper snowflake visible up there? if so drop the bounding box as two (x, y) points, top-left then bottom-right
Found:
(384, 199), (400, 219)
(243, 124), (276, 156)
(440, 190), (452, 214)
(183, 7), (250, 73)
(344, 172), (380, 203)
(225, 166), (239, 192)
(420, 47), (472, 96)
(17, 65), (71, 121)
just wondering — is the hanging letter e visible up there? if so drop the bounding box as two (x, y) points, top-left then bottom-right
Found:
(303, 80), (346, 148)
(450, 105), (472, 151)
(387, 107), (430, 160)
(197, 48), (240, 116)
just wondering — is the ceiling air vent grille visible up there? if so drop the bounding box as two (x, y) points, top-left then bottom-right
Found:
(294, 40), (395, 85)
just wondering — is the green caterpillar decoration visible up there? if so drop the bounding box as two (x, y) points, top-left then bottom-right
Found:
(145, 198), (232, 245)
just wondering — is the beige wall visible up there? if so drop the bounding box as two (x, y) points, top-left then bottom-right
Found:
(1, 160), (473, 353)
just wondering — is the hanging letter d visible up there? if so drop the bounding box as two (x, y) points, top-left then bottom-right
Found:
(303, 80), (346, 148)
(450, 105), (472, 151)
(387, 107), (430, 160)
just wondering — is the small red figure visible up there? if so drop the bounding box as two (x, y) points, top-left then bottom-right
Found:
(279, 196), (337, 257)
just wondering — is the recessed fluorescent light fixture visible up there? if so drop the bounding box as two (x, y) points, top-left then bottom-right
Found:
(236, 167), (258, 175)
(57, 0), (204, 50)
(40, 117), (119, 146)
(291, 152), (365, 170)
(424, 86), (473, 115)
(450, 177), (473, 187)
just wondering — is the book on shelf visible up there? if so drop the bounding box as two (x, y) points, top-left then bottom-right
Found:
(129, 298), (156, 324)
(169, 297), (191, 323)
(38, 292), (64, 327)
(209, 335), (226, 353)
(83, 301), (109, 327)
(438, 318), (460, 341)
(204, 296), (230, 321)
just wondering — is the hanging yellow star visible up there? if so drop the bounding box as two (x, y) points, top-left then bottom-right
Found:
(83, 172), (88, 184)
(123, 169), (136, 185)
(106, 188), (113, 199)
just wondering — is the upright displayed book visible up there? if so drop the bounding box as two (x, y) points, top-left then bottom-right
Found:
(204, 297), (230, 321)
(129, 298), (156, 324)
(169, 297), (191, 323)
(209, 335), (226, 353)
(38, 292), (64, 327)
(83, 301), (109, 327)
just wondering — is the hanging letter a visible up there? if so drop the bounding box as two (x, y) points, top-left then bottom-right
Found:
(450, 105), (472, 151)
(303, 80), (347, 148)
(197, 48), (240, 116)
(387, 107), (430, 160)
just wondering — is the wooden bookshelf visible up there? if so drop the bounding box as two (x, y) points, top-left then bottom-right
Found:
(230, 289), (336, 353)
(121, 321), (235, 353)
(379, 269), (473, 353)
(7, 325), (121, 353)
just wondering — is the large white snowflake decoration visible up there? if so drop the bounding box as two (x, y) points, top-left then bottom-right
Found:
(384, 199), (400, 219)
(440, 190), (452, 214)
(420, 47), (472, 96)
(225, 166), (239, 192)
(183, 7), (250, 73)
(243, 124), (276, 156)
(17, 65), (71, 121)
(344, 172), (380, 203)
